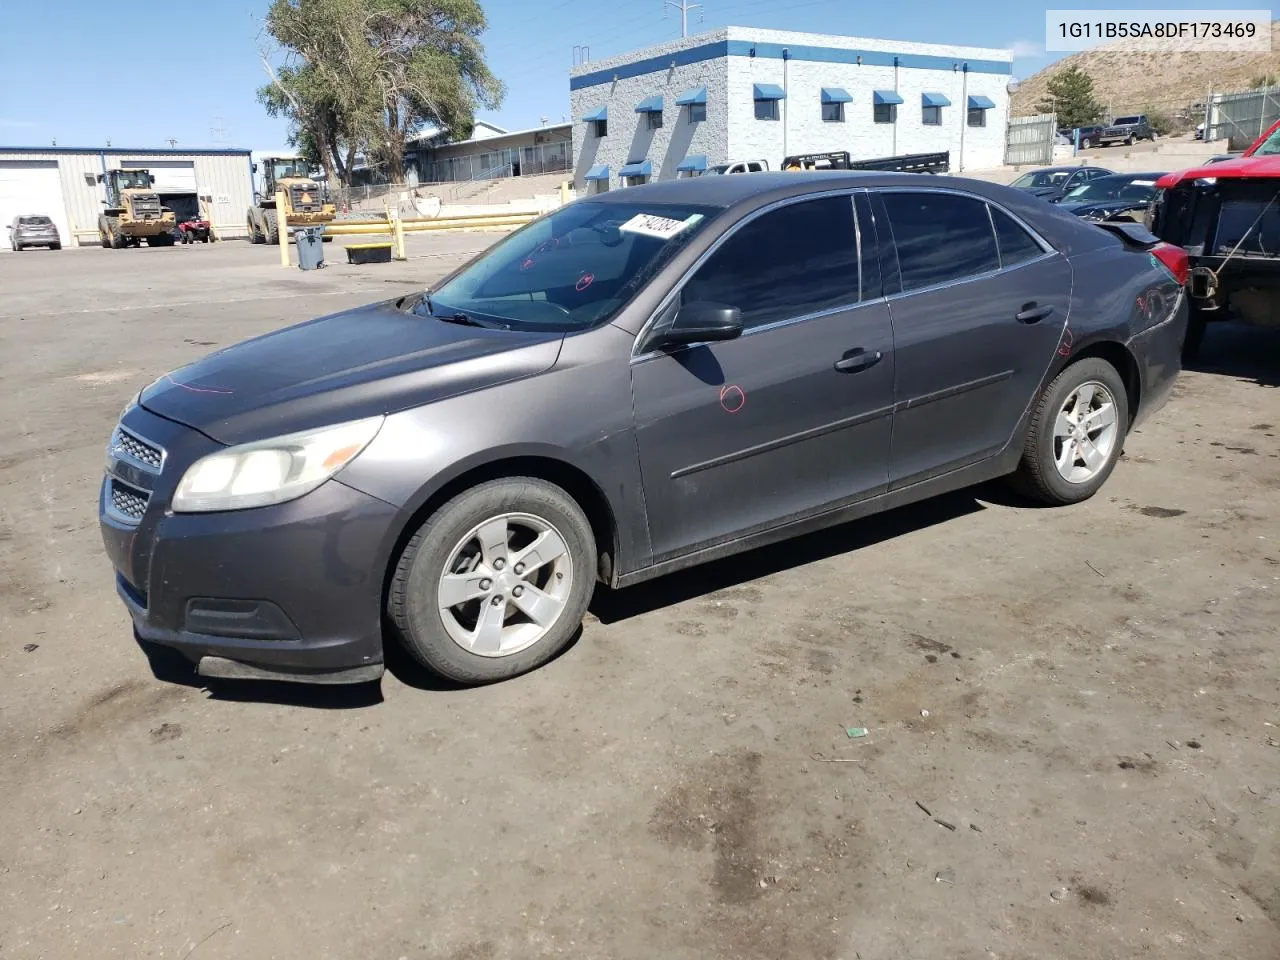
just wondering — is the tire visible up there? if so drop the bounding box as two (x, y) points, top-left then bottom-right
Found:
(247, 215), (261, 244)
(10, 241), (20, 252)
(264, 208), (279, 245)
(1081, 138), (1092, 149)
(50, 243), (60, 250)
(1182, 305), (1208, 362)
(389, 477), (597, 685)
(108, 218), (126, 249)
(1125, 134), (1135, 146)
(1012, 358), (1129, 506)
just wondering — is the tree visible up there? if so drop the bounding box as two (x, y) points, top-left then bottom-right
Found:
(260, 0), (504, 184)
(257, 63), (367, 185)
(1037, 65), (1104, 129)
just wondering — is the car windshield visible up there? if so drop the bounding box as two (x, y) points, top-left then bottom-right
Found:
(1251, 126), (1280, 156)
(1064, 176), (1158, 202)
(1013, 170), (1070, 188)
(427, 201), (718, 332)
(117, 171), (151, 189)
(1113, 116), (1141, 125)
(19, 216), (52, 225)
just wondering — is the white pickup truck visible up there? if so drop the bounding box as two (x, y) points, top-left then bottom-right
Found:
(704, 160), (770, 175)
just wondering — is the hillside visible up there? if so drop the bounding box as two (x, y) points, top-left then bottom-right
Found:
(1011, 22), (1280, 117)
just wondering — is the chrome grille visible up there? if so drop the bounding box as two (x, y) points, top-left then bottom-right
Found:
(111, 427), (163, 470)
(109, 479), (149, 523)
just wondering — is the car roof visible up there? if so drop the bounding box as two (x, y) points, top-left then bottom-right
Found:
(1092, 171), (1165, 181)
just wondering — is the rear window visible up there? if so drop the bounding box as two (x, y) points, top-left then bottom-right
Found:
(881, 192), (1001, 291)
(1012, 170), (1070, 189)
(18, 216), (51, 225)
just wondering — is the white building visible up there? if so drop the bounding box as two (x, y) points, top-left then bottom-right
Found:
(0, 146), (253, 248)
(569, 27), (1013, 192)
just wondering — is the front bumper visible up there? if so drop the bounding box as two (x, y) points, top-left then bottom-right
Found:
(99, 405), (397, 683)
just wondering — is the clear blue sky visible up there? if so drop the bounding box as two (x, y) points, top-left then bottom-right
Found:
(0, 0), (1210, 149)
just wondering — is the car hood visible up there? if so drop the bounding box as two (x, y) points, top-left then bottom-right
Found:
(140, 297), (565, 445)
(1058, 198), (1140, 215)
(1157, 154), (1280, 187)
(1023, 186), (1060, 198)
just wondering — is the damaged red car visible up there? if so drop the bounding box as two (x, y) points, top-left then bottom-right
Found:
(1148, 119), (1280, 357)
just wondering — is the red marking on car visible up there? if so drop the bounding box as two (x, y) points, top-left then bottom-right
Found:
(575, 273), (594, 292)
(519, 257), (536, 271)
(1058, 328), (1074, 357)
(719, 384), (746, 414)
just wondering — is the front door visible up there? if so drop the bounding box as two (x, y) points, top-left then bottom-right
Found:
(873, 190), (1072, 487)
(630, 194), (896, 563)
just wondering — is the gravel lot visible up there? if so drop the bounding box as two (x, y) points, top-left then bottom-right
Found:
(1, 237), (1278, 960)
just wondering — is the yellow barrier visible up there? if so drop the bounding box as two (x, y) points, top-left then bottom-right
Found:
(277, 191), (290, 268)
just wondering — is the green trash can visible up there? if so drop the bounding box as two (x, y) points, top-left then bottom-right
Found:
(295, 226), (325, 270)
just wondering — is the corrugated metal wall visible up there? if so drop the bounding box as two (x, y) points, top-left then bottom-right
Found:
(0, 149), (253, 245)
(1005, 113), (1057, 166)
(1207, 87), (1280, 151)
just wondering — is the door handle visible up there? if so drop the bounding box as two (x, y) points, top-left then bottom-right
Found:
(1016, 303), (1054, 324)
(834, 348), (883, 373)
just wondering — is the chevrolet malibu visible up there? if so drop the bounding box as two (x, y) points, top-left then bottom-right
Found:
(100, 173), (1189, 687)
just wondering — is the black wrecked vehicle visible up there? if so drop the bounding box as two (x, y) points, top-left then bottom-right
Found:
(1054, 172), (1166, 223)
(100, 173), (1190, 688)
(1011, 166), (1114, 202)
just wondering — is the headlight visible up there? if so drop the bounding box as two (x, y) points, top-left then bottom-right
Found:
(120, 390), (140, 421)
(172, 416), (384, 513)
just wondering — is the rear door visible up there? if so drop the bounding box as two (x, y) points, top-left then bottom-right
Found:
(874, 189), (1072, 488)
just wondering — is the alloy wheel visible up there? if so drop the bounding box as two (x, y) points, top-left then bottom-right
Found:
(437, 512), (574, 657)
(1053, 381), (1120, 483)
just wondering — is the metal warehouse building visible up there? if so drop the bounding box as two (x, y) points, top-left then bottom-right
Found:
(570, 27), (1013, 191)
(0, 147), (253, 249)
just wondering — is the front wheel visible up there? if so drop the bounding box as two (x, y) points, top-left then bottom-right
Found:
(389, 478), (597, 685)
(1081, 138), (1092, 149)
(1012, 359), (1129, 505)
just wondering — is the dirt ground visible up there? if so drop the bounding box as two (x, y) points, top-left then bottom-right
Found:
(1, 238), (1278, 960)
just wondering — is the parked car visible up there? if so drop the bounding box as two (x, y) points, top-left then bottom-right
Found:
(705, 160), (769, 175)
(101, 173), (1189, 688)
(7, 214), (61, 251)
(1011, 166), (1114, 201)
(1099, 115), (1157, 147)
(1058, 125), (1106, 149)
(1054, 172), (1167, 222)
(1149, 116), (1280, 356)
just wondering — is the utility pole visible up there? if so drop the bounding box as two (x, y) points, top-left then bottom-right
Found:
(166, 138), (177, 148)
(663, 0), (702, 38)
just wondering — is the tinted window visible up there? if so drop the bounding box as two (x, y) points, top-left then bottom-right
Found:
(989, 206), (1044, 268)
(682, 196), (859, 329)
(880, 192), (1000, 291)
(1115, 116), (1141, 125)
(755, 100), (779, 121)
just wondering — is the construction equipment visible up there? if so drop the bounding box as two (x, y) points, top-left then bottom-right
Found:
(96, 169), (177, 249)
(247, 157), (336, 244)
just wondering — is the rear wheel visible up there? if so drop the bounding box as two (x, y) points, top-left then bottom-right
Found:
(1012, 359), (1129, 505)
(108, 218), (126, 249)
(264, 208), (280, 245)
(389, 477), (596, 685)
(50, 242), (60, 250)
(10, 240), (20, 252)
(1081, 137), (1093, 149)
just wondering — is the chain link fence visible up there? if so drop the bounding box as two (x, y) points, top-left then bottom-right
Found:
(1204, 86), (1280, 150)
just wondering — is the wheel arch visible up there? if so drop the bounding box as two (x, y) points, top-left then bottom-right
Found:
(377, 454), (622, 615)
(1059, 339), (1142, 425)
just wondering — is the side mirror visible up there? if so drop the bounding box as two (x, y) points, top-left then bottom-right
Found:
(251, 163), (258, 173)
(149, 175), (156, 185)
(651, 301), (743, 349)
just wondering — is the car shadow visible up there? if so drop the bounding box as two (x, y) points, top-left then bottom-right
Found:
(1189, 321), (1280, 388)
(589, 489), (990, 624)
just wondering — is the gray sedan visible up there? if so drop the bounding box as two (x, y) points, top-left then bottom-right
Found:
(8, 214), (61, 250)
(100, 173), (1189, 688)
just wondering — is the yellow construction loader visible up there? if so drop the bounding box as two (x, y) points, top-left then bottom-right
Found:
(247, 157), (336, 244)
(97, 169), (177, 248)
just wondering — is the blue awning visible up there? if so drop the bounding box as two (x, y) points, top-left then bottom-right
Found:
(584, 164), (609, 181)
(821, 87), (853, 104)
(921, 92), (951, 107)
(635, 95), (663, 113)
(677, 154), (708, 172)
(968, 95), (996, 110)
(619, 160), (653, 178)
(675, 86), (707, 105)
(873, 90), (904, 106)
(581, 106), (608, 123)
(753, 83), (786, 101)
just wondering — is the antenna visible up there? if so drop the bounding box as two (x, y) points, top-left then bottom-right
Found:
(166, 138), (178, 148)
(663, 0), (702, 38)
(210, 114), (230, 147)
(572, 45), (590, 66)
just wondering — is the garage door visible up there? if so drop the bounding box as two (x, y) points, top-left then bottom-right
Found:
(120, 160), (196, 194)
(0, 161), (71, 250)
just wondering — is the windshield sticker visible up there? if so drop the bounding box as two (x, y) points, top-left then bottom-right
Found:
(619, 213), (702, 240)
